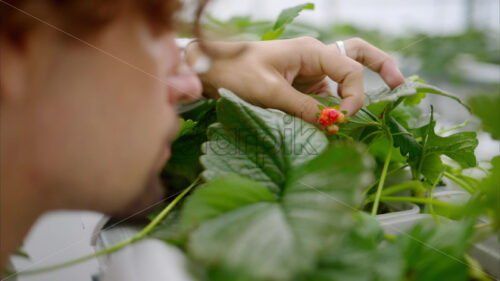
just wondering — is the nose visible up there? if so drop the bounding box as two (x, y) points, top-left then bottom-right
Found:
(165, 63), (203, 104)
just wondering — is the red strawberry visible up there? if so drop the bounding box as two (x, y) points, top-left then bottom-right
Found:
(318, 107), (345, 125)
(326, 124), (339, 134)
(337, 112), (345, 124)
(318, 107), (345, 134)
(319, 108), (338, 126)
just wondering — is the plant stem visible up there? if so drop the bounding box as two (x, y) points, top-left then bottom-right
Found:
(415, 112), (434, 180)
(371, 127), (394, 216)
(384, 233), (397, 242)
(382, 181), (424, 196)
(364, 164), (409, 196)
(335, 132), (355, 143)
(474, 222), (495, 230)
(377, 196), (454, 209)
(443, 171), (474, 193)
(437, 120), (469, 135)
(15, 177), (201, 277)
(475, 164), (491, 176)
(359, 130), (383, 143)
(411, 166), (419, 181)
(429, 171), (444, 223)
(386, 97), (404, 114)
(365, 181), (424, 203)
(390, 132), (414, 137)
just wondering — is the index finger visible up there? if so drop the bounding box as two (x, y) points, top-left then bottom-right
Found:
(339, 38), (405, 89)
(318, 44), (365, 116)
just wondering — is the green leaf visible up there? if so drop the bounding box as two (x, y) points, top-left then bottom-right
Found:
(415, 118), (478, 169)
(180, 175), (276, 231)
(261, 29), (285, 41)
(185, 144), (373, 280)
(467, 156), (500, 228)
(201, 89), (328, 196)
(469, 93), (500, 140)
(176, 119), (197, 139)
(179, 98), (217, 122)
(281, 23), (321, 39)
(407, 75), (427, 83)
(484, 157), (500, 229)
(390, 106), (424, 130)
(397, 219), (474, 281)
(163, 102), (217, 189)
(312, 94), (342, 106)
(403, 91), (426, 106)
(366, 101), (389, 117)
(420, 153), (444, 184)
(387, 111), (477, 182)
(163, 130), (206, 188)
(365, 80), (470, 111)
(261, 3), (315, 41)
(340, 109), (380, 139)
(401, 76), (427, 106)
(283, 145), (373, 248)
(369, 136), (406, 164)
(386, 116), (422, 165)
(13, 249), (29, 260)
(300, 212), (404, 281)
(272, 3), (314, 31)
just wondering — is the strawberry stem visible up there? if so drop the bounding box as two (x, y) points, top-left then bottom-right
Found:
(371, 125), (393, 216)
(443, 171), (474, 193)
(376, 196), (455, 209)
(365, 180), (425, 204)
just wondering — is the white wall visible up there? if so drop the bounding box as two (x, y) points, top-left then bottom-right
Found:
(9, 212), (102, 281)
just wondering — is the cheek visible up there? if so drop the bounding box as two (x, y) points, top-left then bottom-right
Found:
(89, 78), (172, 202)
(27, 23), (181, 211)
(31, 62), (176, 210)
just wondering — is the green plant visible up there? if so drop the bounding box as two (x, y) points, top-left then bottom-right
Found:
(261, 3), (315, 41)
(16, 77), (497, 281)
(202, 3), (319, 41)
(150, 80), (495, 280)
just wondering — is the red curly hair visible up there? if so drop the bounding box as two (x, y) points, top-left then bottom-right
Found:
(0, 0), (184, 43)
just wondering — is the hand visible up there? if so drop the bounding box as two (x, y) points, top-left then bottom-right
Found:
(185, 37), (405, 124)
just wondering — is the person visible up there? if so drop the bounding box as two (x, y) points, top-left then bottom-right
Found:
(0, 0), (405, 270)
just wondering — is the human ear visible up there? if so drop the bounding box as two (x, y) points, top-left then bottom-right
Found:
(0, 35), (28, 103)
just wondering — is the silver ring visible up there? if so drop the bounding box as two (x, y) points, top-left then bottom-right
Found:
(336, 40), (347, 56)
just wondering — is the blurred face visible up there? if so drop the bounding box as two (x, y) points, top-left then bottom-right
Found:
(2, 14), (202, 213)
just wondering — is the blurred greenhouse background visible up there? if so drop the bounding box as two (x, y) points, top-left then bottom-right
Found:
(192, 0), (500, 161)
(196, 0), (499, 80)
(204, 0), (499, 34)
